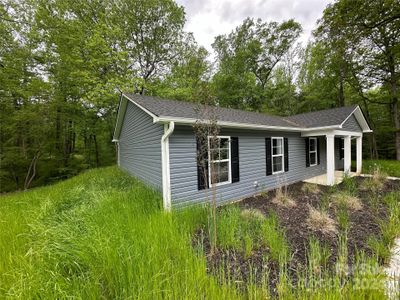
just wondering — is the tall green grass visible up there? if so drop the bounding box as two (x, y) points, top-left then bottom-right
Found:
(0, 167), (238, 299)
(0, 167), (396, 299)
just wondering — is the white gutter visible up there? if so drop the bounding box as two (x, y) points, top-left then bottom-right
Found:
(161, 121), (175, 211)
(154, 116), (341, 132)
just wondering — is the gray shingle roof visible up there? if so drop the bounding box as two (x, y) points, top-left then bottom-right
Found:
(285, 105), (358, 128)
(123, 93), (358, 129)
(125, 93), (299, 128)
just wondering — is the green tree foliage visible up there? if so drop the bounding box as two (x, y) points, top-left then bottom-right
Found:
(311, 0), (400, 160)
(212, 18), (302, 111)
(1, 0), (206, 192)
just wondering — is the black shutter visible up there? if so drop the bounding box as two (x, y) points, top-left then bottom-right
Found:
(265, 138), (272, 175)
(231, 137), (239, 183)
(196, 136), (209, 190)
(284, 138), (289, 172)
(305, 138), (310, 167)
(317, 138), (321, 165)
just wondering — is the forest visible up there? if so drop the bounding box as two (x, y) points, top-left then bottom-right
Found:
(1, 0), (399, 192)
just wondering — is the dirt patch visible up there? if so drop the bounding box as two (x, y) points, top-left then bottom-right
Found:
(193, 177), (400, 293)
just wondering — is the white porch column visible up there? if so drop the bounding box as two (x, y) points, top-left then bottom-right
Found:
(344, 135), (351, 175)
(356, 136), (362, 174)
(326, 134), (335, 185)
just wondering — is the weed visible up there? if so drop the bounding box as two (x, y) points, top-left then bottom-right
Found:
(306, 205), (337, 235)
(361, 165), (388, 192)
(301, 183), (320, 194)
(261, 211), (290, 264)
(336, 207), (350, 232)
(307, 237), (331, 275)
(331, 191), (362, 211)
(272, 185), (296, 208)
(342, 175), (357, 195)
(240, 208), (265, 222)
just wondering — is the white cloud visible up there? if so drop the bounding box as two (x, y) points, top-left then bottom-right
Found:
(176, 0), (332, 53)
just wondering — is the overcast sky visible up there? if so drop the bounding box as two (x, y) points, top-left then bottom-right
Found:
(176, 0), (332, 53)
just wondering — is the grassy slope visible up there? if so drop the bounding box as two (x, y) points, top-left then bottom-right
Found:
(0, 167), (238, 299)
(1, 167), (395, 299)
(362, 160), (400, 177)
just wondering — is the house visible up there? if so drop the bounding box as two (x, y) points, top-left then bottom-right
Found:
(112, 93), (372, 210)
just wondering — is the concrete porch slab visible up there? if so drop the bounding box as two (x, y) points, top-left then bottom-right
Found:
(303, 171), (356, 185)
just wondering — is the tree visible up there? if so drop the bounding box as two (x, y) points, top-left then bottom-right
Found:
(212, 18), (302, 111)
(150, 37), (210, 101)
(114, 0), (187, 94)
(317, 0), (400, 160)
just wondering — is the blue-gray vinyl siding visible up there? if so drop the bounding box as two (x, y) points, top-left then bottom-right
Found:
(341, 115), (362, 132)
(119, 101), (163, 190)
(169, 126), (328, 208)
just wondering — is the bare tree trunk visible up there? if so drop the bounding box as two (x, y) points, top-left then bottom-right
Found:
(338, 66), (345, 107)
(360, 99), (378, 159)
(93, 134), (99, 167)
(391, 100), (400, 160)
(24, 151), (40, 190)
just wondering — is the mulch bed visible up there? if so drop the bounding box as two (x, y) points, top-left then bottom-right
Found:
(193, 177), (400, 293)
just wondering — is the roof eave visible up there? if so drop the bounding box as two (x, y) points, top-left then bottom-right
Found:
(155, 116), (341, 132)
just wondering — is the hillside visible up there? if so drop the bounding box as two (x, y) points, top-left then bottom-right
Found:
(1, 167), (398, 299)
(0, 167), (237, 299)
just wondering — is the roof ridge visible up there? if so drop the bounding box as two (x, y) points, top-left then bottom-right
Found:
(124, 92), (298, 127)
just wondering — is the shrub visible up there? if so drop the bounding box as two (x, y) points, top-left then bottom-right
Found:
(306, 205), (337, 235)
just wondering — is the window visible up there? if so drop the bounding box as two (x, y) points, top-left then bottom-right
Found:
(272, 137), (284, 174)
(309, 137), (318, 166)
(208, 136), (231, 186)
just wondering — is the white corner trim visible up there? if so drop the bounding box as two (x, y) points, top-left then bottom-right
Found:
(116, 141), (120, 166)
(161, 121), (175, 211)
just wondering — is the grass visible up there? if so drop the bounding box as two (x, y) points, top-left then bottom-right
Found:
(361, 164), (388, 192)
(331, 191), (363, 211)
(361, 159), (400, 177)
(368, 192), (400, 263)
(0, 167), (238, 299)
(306, 206), (337, 235)
(0, 166), (397, 299)
(216, 207), (289, 263)
(272, 185), (296, 208)
(301, 182), (320, 194)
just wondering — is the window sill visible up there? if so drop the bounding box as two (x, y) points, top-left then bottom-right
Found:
(272, 170), (285, 175)
(210, 180), (232, 187)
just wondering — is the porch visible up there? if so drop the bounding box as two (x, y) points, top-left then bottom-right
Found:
(304, 171), (356, 185)
(302, 130), (363, 186)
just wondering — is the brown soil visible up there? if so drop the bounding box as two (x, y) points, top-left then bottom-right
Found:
(194, 177), (400, 294)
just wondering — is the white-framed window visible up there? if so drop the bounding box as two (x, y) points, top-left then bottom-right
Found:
(309, 137), (318, 166)
(208, 136), (231, 186)
(272, 137), (284, 174)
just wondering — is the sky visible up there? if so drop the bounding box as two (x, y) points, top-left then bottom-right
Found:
(176, 0), (332, 53)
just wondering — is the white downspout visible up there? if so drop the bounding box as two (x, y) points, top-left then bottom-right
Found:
(161, 121), (175, 211)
